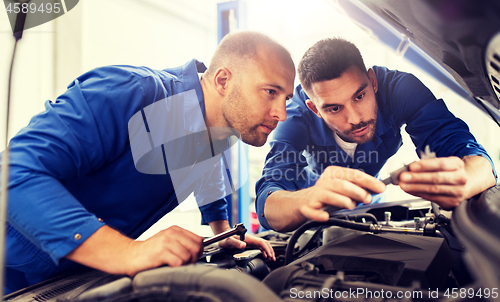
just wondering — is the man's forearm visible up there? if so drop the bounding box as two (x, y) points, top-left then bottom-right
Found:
(264, 189), (310, 232)
(65, 225), (136, 275)
(66, 224), (204, 276)
(208, 220), (232, 234)
(463, 155), (496, 198)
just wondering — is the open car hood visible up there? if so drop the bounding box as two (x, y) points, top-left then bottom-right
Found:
(330, 0), (500, 123)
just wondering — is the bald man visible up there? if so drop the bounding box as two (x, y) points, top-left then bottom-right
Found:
(2, 31), (295, 294)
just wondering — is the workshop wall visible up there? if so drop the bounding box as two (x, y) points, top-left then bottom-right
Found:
(0, 0), (219, 145)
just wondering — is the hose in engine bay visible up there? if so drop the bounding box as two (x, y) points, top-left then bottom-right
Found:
(284, 218), (373, 265)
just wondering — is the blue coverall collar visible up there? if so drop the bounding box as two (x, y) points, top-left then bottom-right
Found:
(178, 60), (231, 154)
(178, 59), (208, 134)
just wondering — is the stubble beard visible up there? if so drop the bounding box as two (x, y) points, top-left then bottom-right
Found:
(222, 86), (267, 147)
(337, 118), (377, 144)
(336, 101), (379, 144)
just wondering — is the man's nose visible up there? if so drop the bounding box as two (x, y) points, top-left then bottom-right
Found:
(271, 99), (287, 122)
(346, 105), (363, 125)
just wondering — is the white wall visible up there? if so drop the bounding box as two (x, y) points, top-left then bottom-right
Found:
(1, 14), (54, 146)
(1, 0), (219, 145)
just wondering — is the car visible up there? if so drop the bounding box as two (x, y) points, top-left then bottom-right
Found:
(4, 1), (500, 301)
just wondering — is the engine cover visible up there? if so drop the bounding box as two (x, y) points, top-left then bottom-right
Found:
(264, 232), (453, 296)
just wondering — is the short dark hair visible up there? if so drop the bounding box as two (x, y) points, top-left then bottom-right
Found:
(298, 38), (366, 95)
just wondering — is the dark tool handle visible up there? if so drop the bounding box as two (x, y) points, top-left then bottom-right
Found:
(203, 223), (247, 246)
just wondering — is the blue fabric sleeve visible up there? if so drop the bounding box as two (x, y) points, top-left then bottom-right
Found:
(4, 66), (157, 264)
(198, 199), (228, 225)
(381, 69), (497, 180)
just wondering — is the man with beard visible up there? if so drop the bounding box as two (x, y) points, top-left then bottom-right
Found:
(3, 31), (295, 294)
(255, 38), (496, 232)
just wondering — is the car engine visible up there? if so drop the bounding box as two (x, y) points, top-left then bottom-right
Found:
(4, 185), (500, 302)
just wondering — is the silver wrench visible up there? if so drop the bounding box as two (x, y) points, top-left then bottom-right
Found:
(203, 223), (247, 246)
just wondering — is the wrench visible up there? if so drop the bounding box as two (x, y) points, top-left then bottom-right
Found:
(203, 223), (247, 246)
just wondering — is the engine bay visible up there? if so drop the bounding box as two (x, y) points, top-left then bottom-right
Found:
(5, 186), (500, 302)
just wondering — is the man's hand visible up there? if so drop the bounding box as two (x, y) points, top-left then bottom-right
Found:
(299, 166), (386, 222)
(209, 220), (275, 261)
(127, 226), (204, 274)
(66, 225), (204, 277)
(218, 234), (276, 261)
(398, 155), (496, 210)
(264, 166), (385, 232)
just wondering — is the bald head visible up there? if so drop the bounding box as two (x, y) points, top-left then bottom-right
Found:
(206, 31), (293, 78)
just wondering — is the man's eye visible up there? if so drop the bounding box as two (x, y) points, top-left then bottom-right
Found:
(327, 106), (340, 113)
(266, 89), (276, 95)
(355, 93), (365, 101)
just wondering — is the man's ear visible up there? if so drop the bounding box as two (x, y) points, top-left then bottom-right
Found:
(306, 99), (322, 119)
(214, 67), (232, 96)
(367, 68), (378, 93)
